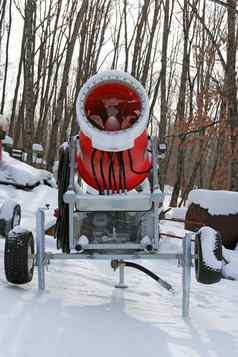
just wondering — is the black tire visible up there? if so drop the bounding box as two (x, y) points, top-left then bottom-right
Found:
(10, 204), (21, 230)
(4, 229), (35, 285)
(0, 219), (6, 237)
(195, 231), (222, 285)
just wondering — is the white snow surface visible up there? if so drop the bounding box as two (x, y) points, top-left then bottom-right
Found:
(0, 187), (18, 220)
(222, 247), (238, 280)
(0, 198), (17, 220)
(2, 135), (13, 145)
(188, 189), (238, 215)
(32, 143), (44, 152)
(0, 184), (57, 231)
(165, 207), (187, 221)
(0, 184), (238, 356)
(199, 227), (223, 271)
(0, 151), (53, 186)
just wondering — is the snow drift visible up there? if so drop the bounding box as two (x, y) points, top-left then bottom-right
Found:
(0, 151), (55, 188)
(188, 189), (238, 216)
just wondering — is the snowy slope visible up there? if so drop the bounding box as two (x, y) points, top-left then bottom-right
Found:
(0, 186), (238, 357)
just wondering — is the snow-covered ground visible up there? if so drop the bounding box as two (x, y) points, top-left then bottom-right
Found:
(0, 151), (55, 187)
(164, 207), (188, 221)
(0, 182), (238, 356)
(188, 189), (238, 216)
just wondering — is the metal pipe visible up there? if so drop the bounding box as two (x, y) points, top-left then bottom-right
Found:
(36, 208), (46, 290)
(182, 232), (192, 318)
(68, 136), (76, 250)
(47, 252), (182, 261)
(115, 263), (128, 288)
(152, 136), (160, 250)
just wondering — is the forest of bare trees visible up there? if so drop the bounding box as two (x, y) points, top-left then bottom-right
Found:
(0, 0), (238, 206)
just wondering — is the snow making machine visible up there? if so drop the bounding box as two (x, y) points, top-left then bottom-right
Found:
(4, 71), (196, 317)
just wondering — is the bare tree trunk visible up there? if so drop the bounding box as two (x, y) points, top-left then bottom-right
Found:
(131, 0), (150, 79)
(226, 0), (238, 190)
(141, 0), (161, 86)
(9, 19), (26, 137)
(0, 0), (12, 114)
(0, 0), (7, 44)
(13, 91), (25, 148)
(170, 3), (190, 207)
(36, 0), (66, 145)
(123, 0), (129, 72)
(159, 0), (171, 190)
(47, 0), (88, 171)
(23, 0), (36, 164)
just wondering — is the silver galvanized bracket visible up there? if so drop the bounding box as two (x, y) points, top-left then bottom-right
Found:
(36, 207), (47, 290)
(115, 262), (128, 289)
(182, 232), (193, 319)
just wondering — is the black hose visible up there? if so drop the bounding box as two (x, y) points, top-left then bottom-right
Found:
(108, 152), (113, 191)
(99, 151), (107, 194)
(117, 152), (122, 192)
(55, 144), (70, 253)
(128, 149), (152, 175)
(108, 152), (117, 192)
(111, 153), (117, 190)
(120, 152), (127, 191)
(91, 149), (102, 194)
(122, 261), (174, 293)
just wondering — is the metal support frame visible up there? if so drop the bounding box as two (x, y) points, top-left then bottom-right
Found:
(35, 135), (193, 317)
(182, 232), (192, 318)
(46, 252), (182, 260)
(35, 207), (193, 317)
(68, 136), (76, 250)
(152, 136), (160, 250)
(36, 208), (46, 290)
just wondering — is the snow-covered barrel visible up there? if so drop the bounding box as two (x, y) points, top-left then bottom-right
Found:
(185, 189), (238, 249)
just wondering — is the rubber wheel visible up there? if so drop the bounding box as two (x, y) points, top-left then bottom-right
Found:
(195, 231), (222, 285)
(0, 219), (6, 237)
(4, 229), (35, 285)
(10, 204), (21, 230)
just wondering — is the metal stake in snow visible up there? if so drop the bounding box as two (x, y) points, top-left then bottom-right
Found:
(115, 261), (128, 289)
(36, 207), (47, 290)
(182, 232), (192, 318)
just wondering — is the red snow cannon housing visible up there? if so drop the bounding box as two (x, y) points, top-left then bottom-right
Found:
(76, 71), (151, 193)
